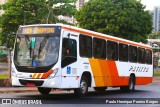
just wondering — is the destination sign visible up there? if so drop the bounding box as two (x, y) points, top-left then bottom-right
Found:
(22, 27), (54, 34)
(18, 26), (61, 34)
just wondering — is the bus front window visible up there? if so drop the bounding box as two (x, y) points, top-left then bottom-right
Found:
(14, 35), (60, 67)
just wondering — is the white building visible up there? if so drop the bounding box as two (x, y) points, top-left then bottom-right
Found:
(150, 7), (160, 33)
(76, 0), (89, 10)
(0, 0), (8, 15)
(58, 0), (89, 24)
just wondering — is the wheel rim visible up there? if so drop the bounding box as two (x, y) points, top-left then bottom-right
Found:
(129, 78), (134, 90)
(80, 80), (87, 93)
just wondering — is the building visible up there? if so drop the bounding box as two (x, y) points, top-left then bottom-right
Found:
(58, 0), (89, 24)
(0, 0), (8, 15)
(0, 0), (7, 4)
(58, 15), (76, 24)
(150, 7), (160, 33)
(76, 0), (89, 10)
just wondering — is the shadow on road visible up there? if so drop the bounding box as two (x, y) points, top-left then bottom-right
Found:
(9, 89), (154, 104)
(18, 89), (151, 99)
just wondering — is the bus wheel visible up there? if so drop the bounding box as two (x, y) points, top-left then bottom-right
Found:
(120, 76), (135, 92)
(94, 87), (107, 92)
(38, 87), (52, 95)
(74, 76), (88, 97)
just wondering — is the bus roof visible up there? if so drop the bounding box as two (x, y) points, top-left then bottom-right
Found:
(20, 24), (152, 50)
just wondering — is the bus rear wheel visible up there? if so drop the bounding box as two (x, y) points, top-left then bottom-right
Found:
(74, 76), (88, 97)
(94, 87), (107, 92)
(120, 76), (135, 92)
(38, 87), (52, 95)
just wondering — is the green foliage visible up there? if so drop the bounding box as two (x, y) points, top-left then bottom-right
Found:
(0, 0), (77, 46)
(76, 0), (152, 43)
(148, 32), (160, 39)
(154, 71), (160, 76)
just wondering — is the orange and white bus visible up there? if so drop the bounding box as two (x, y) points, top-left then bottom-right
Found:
(11, 24), (153, 96)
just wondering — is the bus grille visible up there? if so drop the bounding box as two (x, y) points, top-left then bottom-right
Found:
(19, 79), (44, 86)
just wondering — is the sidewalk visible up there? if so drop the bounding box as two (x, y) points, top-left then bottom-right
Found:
(152, 76), (160, 85)
(0, 77), (159, 93)
(0, 87), (37, 93)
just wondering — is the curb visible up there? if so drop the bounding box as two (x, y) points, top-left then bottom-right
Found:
(0, 87), (61, 94)
(0, 89), (38, 94)
(0, 87), (38, 93)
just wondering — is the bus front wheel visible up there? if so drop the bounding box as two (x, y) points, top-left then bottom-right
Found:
(38, 87), (52, 95)
(74, 76), (88, 97)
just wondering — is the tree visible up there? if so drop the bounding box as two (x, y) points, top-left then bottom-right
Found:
(0, 0), (77, 46)
(75, 0), (152, 43)
(148, 32), (160, 39)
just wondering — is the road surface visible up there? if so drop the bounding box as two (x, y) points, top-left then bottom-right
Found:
(0, 83), (160, 107)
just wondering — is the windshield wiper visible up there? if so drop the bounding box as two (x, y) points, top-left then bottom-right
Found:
(24, 35), (32, 58)
(38, 36), (49, 58)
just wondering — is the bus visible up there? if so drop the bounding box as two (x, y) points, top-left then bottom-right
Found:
(11, 24), (153, 97)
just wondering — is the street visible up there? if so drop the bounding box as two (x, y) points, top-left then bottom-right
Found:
(1, 83), (160, 107)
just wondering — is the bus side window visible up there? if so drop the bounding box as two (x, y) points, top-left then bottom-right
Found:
(107, 40), (118, 61)
(138, 48), (145, 64)
(119, 43), (128, 62)
(129, 46), (137, 63)
(79, 34), (92, 58)
(93, 37), (106, 59)
(62, 38), (77, 68)
(145, 49), (152, 64)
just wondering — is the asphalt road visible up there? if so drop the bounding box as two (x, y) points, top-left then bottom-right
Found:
(1, 83), (160, 107)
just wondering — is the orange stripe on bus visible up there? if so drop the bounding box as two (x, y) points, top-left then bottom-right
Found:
(107, 61), (119, 76)
(89, 59), (105, 86)
(32, 73), (37, 78)
(89, 59), (130, 87)
(106, 61), (119, 86)
(102, 60), (113, 86)
(41, 69), (53, 79)
(37, 73), (41, 79)
(62, 26), (152, 50)
(136, 77), (152, 85)
(98, 60), (110, 86)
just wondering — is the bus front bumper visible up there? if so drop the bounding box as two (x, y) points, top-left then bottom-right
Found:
(12, 76), (61, 88)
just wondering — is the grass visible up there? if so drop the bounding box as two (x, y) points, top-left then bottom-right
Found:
(0, 74), (10, 79)
(154, 70), (160, 76)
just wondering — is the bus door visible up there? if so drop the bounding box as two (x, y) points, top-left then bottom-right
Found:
(61, 30), (79, 88)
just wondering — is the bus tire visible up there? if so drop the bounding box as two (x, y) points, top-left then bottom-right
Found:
(74, 76), (88, 97)
(120, 76), (135, 92)
(94, 87), (107, 92)
(38, 87), (52, 95)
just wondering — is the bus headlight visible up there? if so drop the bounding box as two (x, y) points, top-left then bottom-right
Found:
(47, 68), (59, 79)
(12, 68), (18, 77)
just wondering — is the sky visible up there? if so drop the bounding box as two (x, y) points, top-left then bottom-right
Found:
(141, 0), (160, 10)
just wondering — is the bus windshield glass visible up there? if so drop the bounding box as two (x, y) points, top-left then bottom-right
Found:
(14, 26), (61, 67)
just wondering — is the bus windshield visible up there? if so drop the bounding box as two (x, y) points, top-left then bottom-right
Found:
(14, 34), (60, 67)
